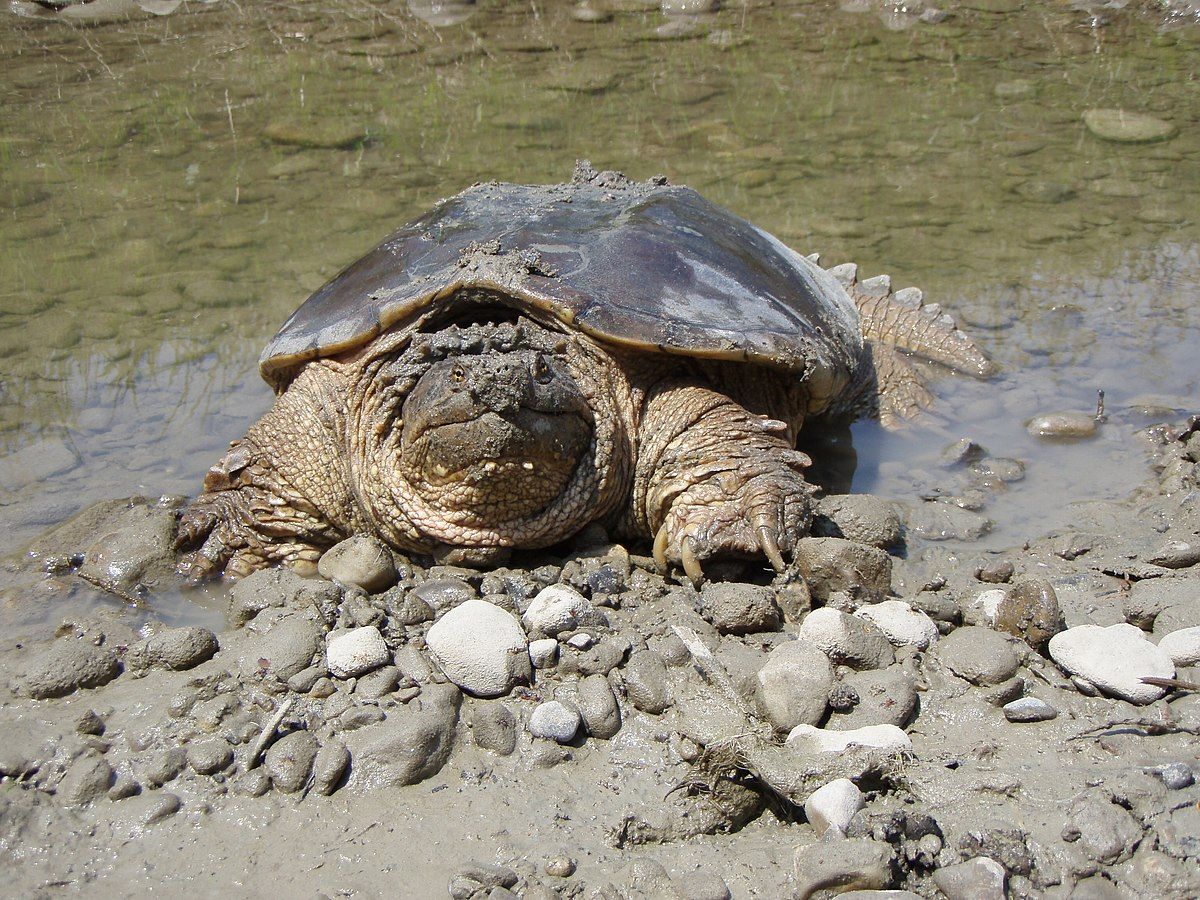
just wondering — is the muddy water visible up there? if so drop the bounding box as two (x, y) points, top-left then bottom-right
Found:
(1, 1), (1197, 622)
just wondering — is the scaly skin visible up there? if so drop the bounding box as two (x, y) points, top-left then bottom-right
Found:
(176, 320), (817, 583)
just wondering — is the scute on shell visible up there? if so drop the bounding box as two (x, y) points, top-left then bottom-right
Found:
(260, 172), (863, 405)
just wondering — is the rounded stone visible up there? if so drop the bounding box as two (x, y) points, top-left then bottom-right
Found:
(995, 578), (1065, 649)
(529, 638), (559, 669)
(854, 601), (939, 650)
(816, 494), (902, 549)
(805, 777), (865, 836)
(1083, 109), (1177, 144)
(326, 626), (391, 679)
(317, 535), (398, 593)
(130, 626), (219, 672)
(22, 640), (122, 699)
(529, 701), (581, 743)
(624, 649), (672, 714)
(426, 599), (530, 698)
(575, 674), (621, 739)
(755, 638), (834, 731)
(57, 753), (115, 806)
(1003, 697), (1058, 723)
(265, 730), (319, 793)
(523, 584), (595, 637)
(313, 739), (351, 795)
(936, 626), (1020, 686)
(933, 856), (1007, 900)
(1157, 627), (1200, 666)
(1026, 411), (1097, 439)
(238, 614), (323, 681)
(697, 582), (782, 635)
(785, 723), (912, 754)
(469, 703), (517, 755)
(1049, 623), (1175, 704)
(799, 607), (895, 670)
(187, 738), (234, 775)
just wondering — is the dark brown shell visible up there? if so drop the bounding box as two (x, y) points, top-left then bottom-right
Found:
(260, 175), (863, 395)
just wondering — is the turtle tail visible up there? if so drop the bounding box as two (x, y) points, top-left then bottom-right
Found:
(806, 255), (996, 426)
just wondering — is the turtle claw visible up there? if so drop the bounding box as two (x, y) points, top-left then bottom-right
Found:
(756, 523), (787, 573)
(653, 522), (670, 573)
(680, 536), (705, 587)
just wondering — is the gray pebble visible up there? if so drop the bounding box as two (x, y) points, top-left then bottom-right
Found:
(238, 614), (322, 681)
(107, 774), (140, 801)
(187, 738), (234, 775)
(128, 626), (219, 673)
(529, 638), (559, 669)
(313, 738), (350, 795)
(1003, 697), (1058, 722)
(1146, 763), (1194, 790)
(624, 649), (671, 714)
(287, 664), (327, 693)
(529, 700), (581, 743)
(355, 665), (401, 699)
(22, 640), (122, 699)
(265, 730), (319, 793)
(543, 854), (576, 877)
(410, 578), (476, 612)
(469, 702), (517, 755)
(936, 626), (1020, 686)
(74, 709), (106, 736)
(932, 856), (1006, 900)
(698, 582), (783, 634)
(816, 494), (902, 549)
(234, 768), (271, 797)
(826, 667), (918, 730)
(575, 674), (621, 739)
(317, 535), (398, 593)
(675, 869), (731, 900)
(57, 752), (115, 806)
(974, 560), (1014, 584)
(1027, 411), (1097, 439)
(755, 638), (833, 731)
(141, 747), (187, 787)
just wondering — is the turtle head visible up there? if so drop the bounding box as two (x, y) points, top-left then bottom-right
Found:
(397, 347), (594, 523)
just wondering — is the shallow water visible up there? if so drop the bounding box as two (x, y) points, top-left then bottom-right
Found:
(1, 0), (1197, 626)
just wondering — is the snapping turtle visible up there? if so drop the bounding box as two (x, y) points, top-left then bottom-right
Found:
(177, 164), (992, 583)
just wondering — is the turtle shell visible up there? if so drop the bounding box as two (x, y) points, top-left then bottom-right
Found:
(260, 174), (863, 400)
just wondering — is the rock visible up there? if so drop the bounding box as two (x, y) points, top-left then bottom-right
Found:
(228, 567), (341, 627)
(75, 500), (178, 593)
(1003, 697), (1058, 722)
(936, 626), (1020, 686)
(786, 724), (912, 754)
(826, 668), (918, 730)
(523, 584), (601, 636)
(528, 638), (559, 669)
(624, 649), (672, 714)
(755, 638), (834, 731)
(854, 601), (938, 650)
(792, 838), (895, 899)
(355, 665), (400, 698)
(410, 578), (475, 612)
(905, 501), (992, 542)
(127, 626), (219, 673)
(995, 578), (1065, 649)
(141, 747), (187, 787)
(799, 607), (895, 670)
(312, 739), (350, 795)
(815, 494), (902, 549)
(576, 674), (621, 738)
(1027, 411), (1097, 439)
(187, 738), (233, 775)
(74, 709), (105, 736)
(426, 599), (530, 697)
(804, 777), (864, 836)
(1146, 540), (1200, 570)
(57, 753), (114, 806)
(238, 614), (323, 681)
(795, 538), (892, 602)
(450, 862), (519, 897)
(1048, 624), (1174, 704)
(469, 703), (517, 755)
(1157, 627), (1200, 666)
(326, 626), (390, 678)
(1145, 763), (1194, 790)
(981, 676), (1024, 708)
(317, 535), (398, 593)
(674, 870), (731, 900)
(1064, 793), (1142, 864)
(543, 854), (577, 878)
(265, 730), (318, 793)
(566, 633), (594, 650)
(112, 791), (182, 828)
(1083, 109), (1177, 143)
(384, 590), (435, 625)
(263, 117), (369, 149)
(0, 437), (78, 490)
(975, 560), (1014, 584)
(932, 857), (1006, 900)
(345, 696), (460, 788)
(529, 700), (581, 743)
(557, 635), (629, 677)
(22, 640), (122, 699)
(697, 582), (782, 634)
(967, 589), (1006, 627)
(393, 645), (433, 683)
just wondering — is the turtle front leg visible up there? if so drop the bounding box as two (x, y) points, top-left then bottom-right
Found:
(632, 382), (816, 584)
(175, 366), (363, 582)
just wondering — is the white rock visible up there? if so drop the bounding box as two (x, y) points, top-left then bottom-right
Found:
(325, 626), (390, 679)
(798, 607), (894, 670)
(426, 599), (530, 698)
(529, 638), (559, 669)
(1048, 623), (1174, 705)
(528, 700), (581, 743)
(785, 723), (912, 754)
(970, 589), (1007, 626)
(755, 638), (834, 731)
(1158, 627), (1200, 667)
(804, 777), (865, 836)
(566, 633), (593, 650)
(854, 600), (939, 650)
(523, 585), (593, 636)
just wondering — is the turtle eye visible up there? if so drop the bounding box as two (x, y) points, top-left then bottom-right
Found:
(533, 355), (553, 384)
(450, 364), (466, 383)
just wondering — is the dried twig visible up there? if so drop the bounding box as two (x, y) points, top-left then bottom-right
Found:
(246, 698), (295, 770)
(74, 570), (146, 608)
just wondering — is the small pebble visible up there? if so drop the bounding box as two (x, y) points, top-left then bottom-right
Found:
(529, 638), (559, 669)
(529, 700), (581, 743)
(326, 626), (391, 679)
(317, 535), (398, 592)
(1157, 627), (1200, 666)
(1145, 763), (1194, 790)
(1049, 623), (1174, 704)
(566, 633), (594, 650)
(975, 560), (1014, 584)
(1003, 697), (1058, 723)
(544, 854), (576, 877)
(804, 777), (865, 835)
(854, 601), (939, 650)
(1027, 411), (1097, 439)
(786, 723), (912, 754)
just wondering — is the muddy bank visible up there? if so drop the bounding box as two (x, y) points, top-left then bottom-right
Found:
(0, 415), (1195, 898)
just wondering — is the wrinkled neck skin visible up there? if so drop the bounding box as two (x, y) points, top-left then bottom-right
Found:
(343, 316), (634, 555)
